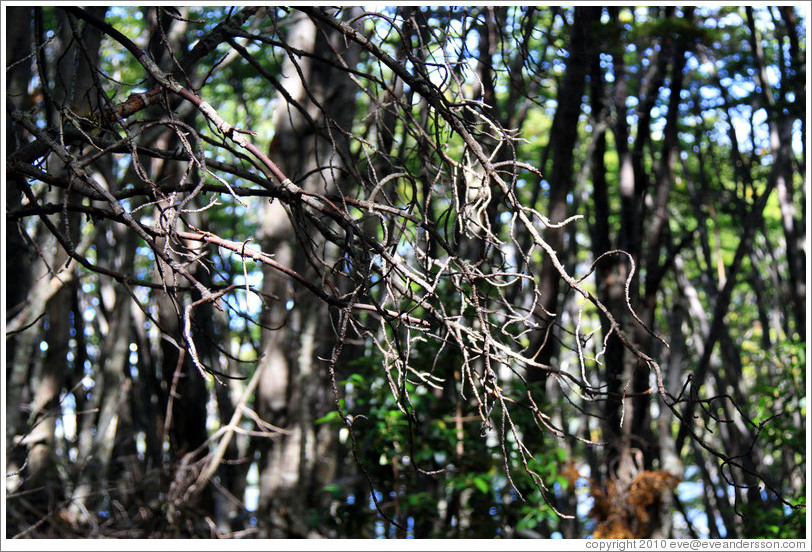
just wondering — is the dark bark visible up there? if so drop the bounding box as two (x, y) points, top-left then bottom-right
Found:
(7, 7), (107, 533)
(530, 6), (599, 381)
(746, 7), (806, 339)
(5, 6), (37, 484)
(255, 8), (361, 537)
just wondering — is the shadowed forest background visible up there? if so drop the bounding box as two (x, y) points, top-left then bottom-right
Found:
(3, 5), (807, 539)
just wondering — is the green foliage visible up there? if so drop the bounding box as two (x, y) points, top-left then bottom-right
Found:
(741, 499), (806, 539)
(99, 8), (148, 88)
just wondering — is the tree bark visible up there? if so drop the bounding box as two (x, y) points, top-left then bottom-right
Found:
(530, 7), (599, 381)
(255, 8), (361, 537)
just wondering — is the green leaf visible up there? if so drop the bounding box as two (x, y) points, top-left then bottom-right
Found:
(314, 410), (342, 425)
(473, 476), (489, 494)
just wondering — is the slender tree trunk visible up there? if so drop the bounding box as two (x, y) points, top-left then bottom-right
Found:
(8, 7), (107, 533)
(5, 7), (38, 493)
(530, 6), (598, 381)
(256, 8), (361, 537)
(746, 7), (805, 338)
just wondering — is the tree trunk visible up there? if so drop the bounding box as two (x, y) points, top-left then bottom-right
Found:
(530, 7), (598, 381)
(7, 7), (107, 534)
(255, 8), (361, 537)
